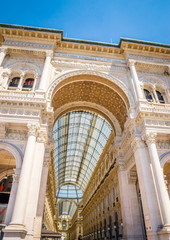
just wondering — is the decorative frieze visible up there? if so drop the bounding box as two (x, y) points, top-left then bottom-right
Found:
(3, 40), (53, 50)
(0, 122), (6, 139)
(0, 90), (46, 103)
(0, 106), (40, 118)
(6, 129), (27, 140)
(52, 58), (127, 74)
(126, 53), (170, 64)
(156, 139), (170, 149)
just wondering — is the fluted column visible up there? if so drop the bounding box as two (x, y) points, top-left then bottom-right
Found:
(3, 123), (39, 240)
(133, 137), (161, 240)
(38, 51), (52, 91)
(5, 169), (20, 225)
(24, 129), (47, 238)
(0, 48), (7, 66)
(128, 60), (143, 100)
(144, 132), (170, 229)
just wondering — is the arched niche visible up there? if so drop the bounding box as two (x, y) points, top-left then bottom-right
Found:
(0, 141), (23, 170)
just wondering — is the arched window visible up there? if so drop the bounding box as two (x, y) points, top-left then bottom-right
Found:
(156, 91), (165, 103)
(62, 220), (66, 230)
(144, 89), (153, 102)
(8, 77), (20, 88)
(22, 78), (34, 90)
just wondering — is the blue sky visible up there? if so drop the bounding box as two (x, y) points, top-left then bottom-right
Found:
(1, 0), (170, 45)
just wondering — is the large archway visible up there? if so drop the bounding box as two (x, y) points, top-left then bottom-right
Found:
(43, 72), (131, 235)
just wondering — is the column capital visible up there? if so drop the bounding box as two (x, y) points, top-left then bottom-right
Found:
(0, 47), (7, 54)
(20, 71), (25, 78)
(37, 129), (47, 143)
(35, 73), (40, 79)
(2, 71), (10, 78)
(142, 132), (157, 145)
(13, 174), (20, 184)
(127, 59), (136, 67)
(118, 162), (126, 172)
(27, 122), (40, 136)
(45, 50), (53, 58)
(131, 136), (146, 152)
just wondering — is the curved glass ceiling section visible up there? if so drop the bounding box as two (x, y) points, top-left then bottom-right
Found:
(58, 200), (77, 218)
(53, 111), (112, 193)
(56, 184), (83, 199)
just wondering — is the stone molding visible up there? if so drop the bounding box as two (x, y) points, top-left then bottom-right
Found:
(138, 74), (168, 88)
(126, 53), (170, 65)
(3, 40), (53, 50)
(159, 152), (170, 168)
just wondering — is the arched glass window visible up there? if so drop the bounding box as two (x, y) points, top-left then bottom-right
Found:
(62, 220), (67, 230)
(22, 78), (34, 89)
(156, 91), (165, 103)
(8, 77), (20, 88)
(144, 89), (153, 101)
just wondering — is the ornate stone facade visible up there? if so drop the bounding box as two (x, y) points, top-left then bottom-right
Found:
(0, 23), (169, 240)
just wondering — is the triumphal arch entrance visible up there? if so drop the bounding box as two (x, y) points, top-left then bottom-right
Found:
(0, 23), (170, 240)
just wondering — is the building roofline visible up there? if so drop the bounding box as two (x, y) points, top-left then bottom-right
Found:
(0, 23), (64, 37)
(0, 23), (170, 49)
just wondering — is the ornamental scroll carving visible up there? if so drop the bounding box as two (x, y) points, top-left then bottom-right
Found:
(142, 132), (157, 145)
(37, 130), (47, 143)
(27, 122), (40, 136)
(157, 140), (170, 149)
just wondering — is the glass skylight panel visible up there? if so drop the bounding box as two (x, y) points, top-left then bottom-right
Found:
(54, 111), (112, 217)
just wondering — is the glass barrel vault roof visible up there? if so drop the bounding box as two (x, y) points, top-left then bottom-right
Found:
(53, 111), (112, 217)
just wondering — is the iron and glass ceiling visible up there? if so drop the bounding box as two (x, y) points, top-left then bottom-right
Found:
(53, 111), (112, 217)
